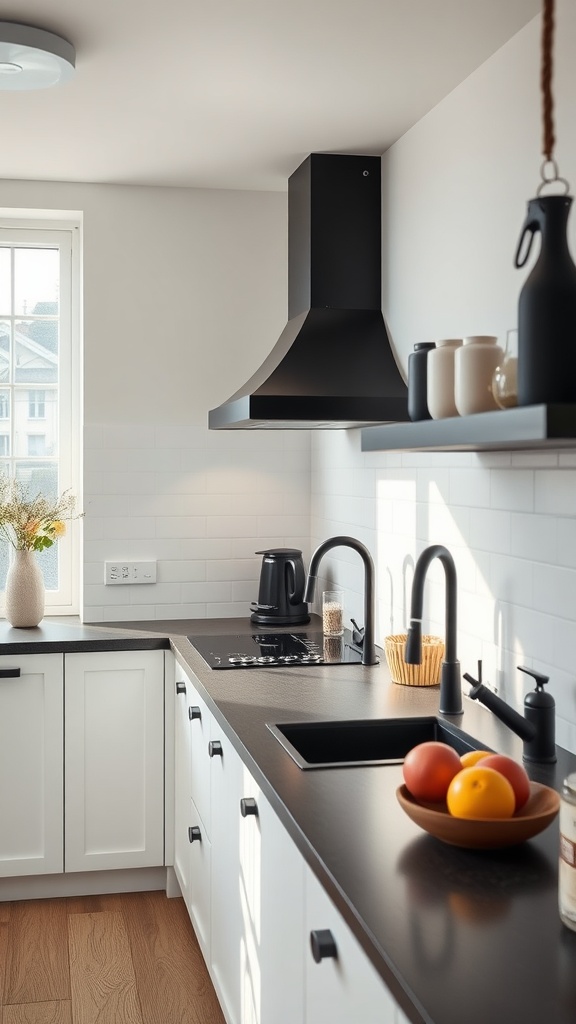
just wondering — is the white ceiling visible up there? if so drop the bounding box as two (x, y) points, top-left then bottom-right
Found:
(0, 0), (541, 192)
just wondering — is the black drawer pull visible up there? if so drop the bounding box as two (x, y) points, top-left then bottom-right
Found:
(176, 681), (186, 695)
(188, 826), (202, 843)
(310, 929), (337, 963)
(240, 797), (258, 817)
(208, 740), (223, 758)
(0, 668), (21, 678)
(189, 706), (201, 721)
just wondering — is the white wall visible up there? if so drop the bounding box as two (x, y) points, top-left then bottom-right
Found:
(311, 1), (576, 752)
(0, 178), (312, 621)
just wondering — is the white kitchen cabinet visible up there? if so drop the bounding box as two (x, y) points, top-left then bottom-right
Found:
(173, 659), (304, 1024)
(173, 666), (212, 960)
(209, 713), (246, 1024)
(65, 649), (165, 872)
(172, 657), (402, 1024)
(304, 863), (396, 1024)
(0, 653), (63, 877)
(237, 776), (305, 1024)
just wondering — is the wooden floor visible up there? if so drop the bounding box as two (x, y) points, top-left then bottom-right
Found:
(0, 890), (225, 1024)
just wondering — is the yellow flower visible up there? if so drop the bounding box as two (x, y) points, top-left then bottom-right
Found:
(50, 521), (66, 538)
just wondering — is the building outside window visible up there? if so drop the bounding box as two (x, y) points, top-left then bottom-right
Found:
(28, 390), (46, 419)
(0, 219), (81, 613)
(27, 434), (47, 457)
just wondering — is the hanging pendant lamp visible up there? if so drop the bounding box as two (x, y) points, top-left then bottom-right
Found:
(0, 21), (75, 90)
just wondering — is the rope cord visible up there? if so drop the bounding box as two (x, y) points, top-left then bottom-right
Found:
(541, 0), (555, 162)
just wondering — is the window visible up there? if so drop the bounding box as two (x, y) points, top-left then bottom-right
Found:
(0, 219), (81, 613)
(27, 435), (47, 456)
(28, 389), (46, 419)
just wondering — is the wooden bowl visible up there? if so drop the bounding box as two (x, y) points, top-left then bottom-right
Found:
(396, 782), (560, 849)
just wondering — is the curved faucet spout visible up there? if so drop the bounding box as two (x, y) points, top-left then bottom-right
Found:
(405, 544), (462, 715)
(305, 536), (377, 666)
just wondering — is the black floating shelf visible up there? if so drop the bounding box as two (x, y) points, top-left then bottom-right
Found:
(360, 404), (576, 453)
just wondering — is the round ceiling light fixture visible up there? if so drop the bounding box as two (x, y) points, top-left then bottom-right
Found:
(0, 21), (75, 90)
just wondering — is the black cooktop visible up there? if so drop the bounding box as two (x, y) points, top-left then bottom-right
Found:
(188, 629), (365, 669)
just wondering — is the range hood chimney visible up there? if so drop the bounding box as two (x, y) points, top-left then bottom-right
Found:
(209, 153), (409, 429)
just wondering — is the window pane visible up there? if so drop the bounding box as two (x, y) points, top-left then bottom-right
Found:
(15, 460), (59, 500)
(14, 248), (59, 315)
(0, 321), (10, 383)
(13, 389), (57, 457)
(15, 318), (58, 385)
(0, 390), (9, 419)
(0, 250), (10, 314)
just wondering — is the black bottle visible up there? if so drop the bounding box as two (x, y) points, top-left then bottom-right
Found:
(518, 665), (556, 764)
(407, 342), (435, 421)
(514, 194), (576, 405)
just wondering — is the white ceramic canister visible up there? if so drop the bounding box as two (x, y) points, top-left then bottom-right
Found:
(454, 335), (503, 416)
(426, 339), (463, 419)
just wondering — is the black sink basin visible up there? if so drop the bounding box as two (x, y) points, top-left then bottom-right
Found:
(267, 716), (490, 770)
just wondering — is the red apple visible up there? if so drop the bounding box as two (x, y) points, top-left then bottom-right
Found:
(478, 753), (531, 811)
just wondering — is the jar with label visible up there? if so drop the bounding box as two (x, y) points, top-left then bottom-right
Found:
(559, 772), (576, 932)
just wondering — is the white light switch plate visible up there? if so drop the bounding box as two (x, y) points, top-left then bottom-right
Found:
(104, 561), (157, 585)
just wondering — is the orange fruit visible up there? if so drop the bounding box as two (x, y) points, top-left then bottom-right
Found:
(446, 766), (515, 819)
(402, 741), (462, 802)
(459, 749), (493, 768)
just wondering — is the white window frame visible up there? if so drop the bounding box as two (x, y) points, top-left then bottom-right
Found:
(0, 216), (82, 615)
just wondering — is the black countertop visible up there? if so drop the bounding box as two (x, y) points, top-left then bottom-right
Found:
(85, 618), (576, 1022)
(0, 616), (170, 653)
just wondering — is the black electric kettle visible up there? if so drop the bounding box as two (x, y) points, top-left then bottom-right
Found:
(250, 548), (310, 626)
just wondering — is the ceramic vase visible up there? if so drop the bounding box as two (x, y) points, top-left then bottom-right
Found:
(5, 548), (45, 627)
(454, 336), (503, 416)
(426, 339), (462, 419)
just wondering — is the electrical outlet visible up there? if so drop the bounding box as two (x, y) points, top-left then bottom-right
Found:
(104, 561), (157, 585)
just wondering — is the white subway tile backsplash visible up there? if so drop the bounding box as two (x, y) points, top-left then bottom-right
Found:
(160, 561), (206, 583)
(448, 468), (490, 509)
(84, 421), (311, 623)
(490, 469), (534, 512)
(182, 581), (232, 603)
(510, 512), (557, 563)
(469, 507), (511, 554)
(555, 518), (576, 568)
(532, 563), (576, 620)
(489, 553), (534, 607)
(83, 419), (576, 751)
(102, 517), (156, 540)
(155, 516), (207, 539)
(206, 516), (256, 538)
(535, 470), (576, 515)
(207, 559), (256, 582)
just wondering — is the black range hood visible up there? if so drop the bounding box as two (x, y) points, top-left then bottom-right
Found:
(209, 153), (409, 429)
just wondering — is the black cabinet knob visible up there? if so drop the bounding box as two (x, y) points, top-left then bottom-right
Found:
(208, 740), (223, 758)
(188, 826), (202, 843)
(240, 797), (258, 817)
(176, 681), (186, 695)
(189, 706), (201, 721)
(310, 929), (337, 963)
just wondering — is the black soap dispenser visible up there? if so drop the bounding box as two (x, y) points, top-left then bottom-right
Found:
(518, 665), (556, 763)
